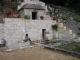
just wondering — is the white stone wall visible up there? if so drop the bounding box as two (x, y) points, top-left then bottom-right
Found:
(0, 24), (4, 40)
(4, 18), (25, 46)
(20, 9), (51, 20)
(19, 9), (24, 18)
(37, 10), (51, 20)
(25, 20), (54, 41)
(4, 18), (56, 46)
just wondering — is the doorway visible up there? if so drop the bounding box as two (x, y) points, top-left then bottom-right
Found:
(42, 29), (46, 39)
(32, 12), (37, 20)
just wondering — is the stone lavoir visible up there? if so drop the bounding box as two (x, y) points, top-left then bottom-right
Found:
(2, 0), (56, 48)
(1, 0), (79, 49)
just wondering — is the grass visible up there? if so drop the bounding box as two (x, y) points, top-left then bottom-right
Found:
(43, 40), (63, 45)
(43, 40), (80, 53)
(55, 42), (80, 53)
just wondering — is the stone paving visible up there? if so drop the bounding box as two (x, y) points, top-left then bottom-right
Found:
(7, 41), (30, 49)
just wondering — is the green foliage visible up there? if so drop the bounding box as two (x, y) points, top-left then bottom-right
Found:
(0, 1), (18, 11)
(43, 40), (62, 45)
(0, 6), (4, 13)
(56, 42), (80, 53)
(62, 15), (71, 20)
(75, 16), (80, 22)
(52, 24), (58, 31)
(24, 14), (30, 19)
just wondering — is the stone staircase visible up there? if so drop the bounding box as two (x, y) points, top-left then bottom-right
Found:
(54, 22), (80, 40)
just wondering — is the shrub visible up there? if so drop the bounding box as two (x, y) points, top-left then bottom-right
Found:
(24, 14), (30, 19)
(52, 16), (58, 20)
(52, 24), (58, 31)
(75, 16), (80, 22)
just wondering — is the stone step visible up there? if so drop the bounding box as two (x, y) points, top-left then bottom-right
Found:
(7, 41), (30, 49)
(57, 22), (80, 40)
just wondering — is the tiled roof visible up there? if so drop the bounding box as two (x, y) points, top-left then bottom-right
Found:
(20, 4), (45, 10)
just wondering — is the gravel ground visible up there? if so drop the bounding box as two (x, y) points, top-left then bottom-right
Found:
(0, 45), (79, 60)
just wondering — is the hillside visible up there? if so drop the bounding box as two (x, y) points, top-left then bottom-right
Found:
(0, 1), (80, 35)
(40, 0), (80, 12)
(47, 4), (80, 35)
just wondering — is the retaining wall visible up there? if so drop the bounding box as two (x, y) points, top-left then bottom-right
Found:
(4, 18), (56, 46)
(0, 24), (4, 40)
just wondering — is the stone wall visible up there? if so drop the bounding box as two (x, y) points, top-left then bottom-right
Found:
(4, 18), (25, 46)
(4, 18), (56, 46)
(19, 9), (24, 18)
(0, 24), (4, 40)
(19, 9), (51, 20)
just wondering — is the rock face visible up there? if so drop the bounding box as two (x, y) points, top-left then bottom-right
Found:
(47, 5), (80, 34)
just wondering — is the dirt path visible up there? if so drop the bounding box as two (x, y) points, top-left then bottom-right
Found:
(0, 45), (79, 60)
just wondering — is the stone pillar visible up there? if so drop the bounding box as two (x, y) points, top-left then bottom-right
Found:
(69, 30), (72, 34)
(59, 23), (63, 27)
(72, 34), (76, 39)
(63, 26), (66, 30)
(78, 37), (80, 40)
(56, 32), (59, 39)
